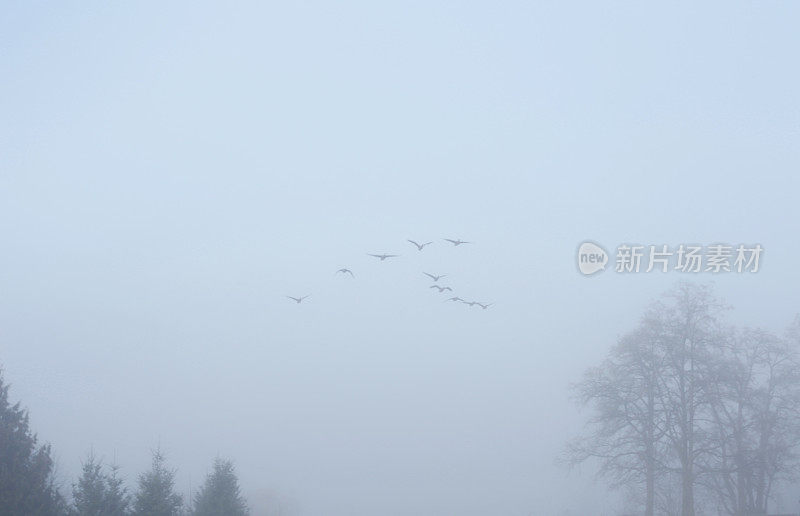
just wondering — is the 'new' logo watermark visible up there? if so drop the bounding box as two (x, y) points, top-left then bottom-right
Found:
(577, 242), (608, 275)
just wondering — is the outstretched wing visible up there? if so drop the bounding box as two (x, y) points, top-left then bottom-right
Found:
(423, 272), (436, 280)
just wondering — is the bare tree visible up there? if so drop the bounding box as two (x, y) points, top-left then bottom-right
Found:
(566, 320), (667, 516)
(567, 285), (800, 516)
(703, 323), (800, 515)
(649, 283), (726, 516)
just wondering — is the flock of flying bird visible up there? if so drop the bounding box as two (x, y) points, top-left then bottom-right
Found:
(286, 238), (493, 309)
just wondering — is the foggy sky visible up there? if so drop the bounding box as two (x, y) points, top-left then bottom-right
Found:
(2, 2), (799, 514)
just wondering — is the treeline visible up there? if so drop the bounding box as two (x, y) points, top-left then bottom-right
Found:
(566, 283), (800, 516)
(0, 370), (249, 516)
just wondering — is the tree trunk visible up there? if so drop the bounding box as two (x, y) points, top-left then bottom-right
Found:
(681, 464), (695, 516)
(645, 463), (655, 516)
(645, 381), (656, 516)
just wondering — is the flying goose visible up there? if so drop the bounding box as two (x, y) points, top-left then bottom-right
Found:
(286, 295), (309, 304)
(423, 272), (446, 282)
(336, 268), (355, 277)
(429, 285), (453, 293)
(444, 238), (471, 246)
(407, 239), (433, 251)
(368, 253), (400, 261)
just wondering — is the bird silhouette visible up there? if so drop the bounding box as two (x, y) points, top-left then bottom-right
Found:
(462, 300), (478, 307)
(429, 285), (453, 292)
(445, 296), (463, 302)
(476, 302), (493, 310)
(286, 295), (309, 304)
(336, 268), (354, 277)
(423, 272), (446, 282)
(407, 239), (433, 251)
(368, 253), (400, 261)
(444, 238), (471, 246)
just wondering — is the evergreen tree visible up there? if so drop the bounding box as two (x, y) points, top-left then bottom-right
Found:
(0, 369), (65, 515)
(104, 465), (129, 516)
(191, 458), (248, 516)
(71, 453), (129, 516)
(131, 450), (182, 516)
(71, 454), (105, 515)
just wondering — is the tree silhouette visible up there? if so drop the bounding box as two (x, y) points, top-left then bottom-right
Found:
(192, 458), (248, 516)
(71, 452), (129, 516)
(0, 369), (65, 515)
(131, 449), (182, 516)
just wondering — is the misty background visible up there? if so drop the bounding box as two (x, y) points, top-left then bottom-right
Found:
(2, 2), (799, 514)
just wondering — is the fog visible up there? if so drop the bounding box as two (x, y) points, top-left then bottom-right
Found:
(2, 2), (799, 515)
